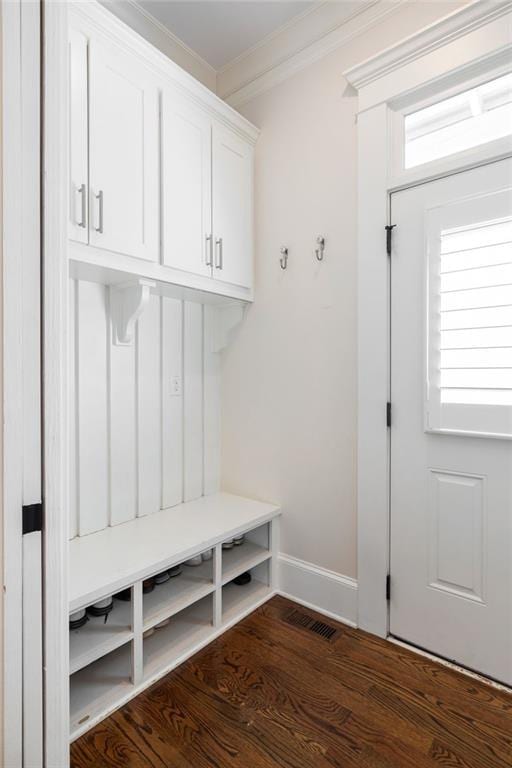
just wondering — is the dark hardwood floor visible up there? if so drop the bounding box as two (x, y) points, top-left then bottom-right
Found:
(71, 596), (512, 768)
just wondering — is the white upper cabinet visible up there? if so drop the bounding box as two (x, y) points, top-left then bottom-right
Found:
(161, 91), (212, 278)
(88, 40), (159, 262)
(69, 27), (89, 244)
(212, 124), (254, 289)
(68, 4), (258, 301)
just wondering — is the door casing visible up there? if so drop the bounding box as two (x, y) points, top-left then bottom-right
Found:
(343, 3), (512, 639)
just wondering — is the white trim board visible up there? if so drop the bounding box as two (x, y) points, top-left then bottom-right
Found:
(344, 0), (512, 91)
(278, 554), (358, 628)
(2, 2), (25, 762)
(344, 0), (512, 112)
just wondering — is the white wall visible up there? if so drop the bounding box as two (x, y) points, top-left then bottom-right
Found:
(221, 1), (469, 582)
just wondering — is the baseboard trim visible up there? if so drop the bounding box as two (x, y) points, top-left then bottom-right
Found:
(277, 554), (358, 628)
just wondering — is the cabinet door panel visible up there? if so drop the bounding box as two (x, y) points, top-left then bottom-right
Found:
(69, 27), (88, 243)
(89, 40), (159, 261)
(161, 92), (212, 278)
(212, 124), (253, 289)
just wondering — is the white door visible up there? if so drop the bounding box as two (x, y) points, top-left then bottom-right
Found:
(390, 158), (512, 684)
(89, 39), (159, 261)
(212, 123), (253, 289)
(68, 27), (88, 244)
(161, 91), (212, 278)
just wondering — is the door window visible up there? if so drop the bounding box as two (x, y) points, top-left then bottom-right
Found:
(426, 188), (512, 437)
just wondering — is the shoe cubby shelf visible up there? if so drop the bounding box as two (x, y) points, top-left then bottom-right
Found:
(69, 492), (280, 742)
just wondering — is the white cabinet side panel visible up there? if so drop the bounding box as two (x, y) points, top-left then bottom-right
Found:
(203, 306), (221, 495)
(109, 308), (137, 526)
(184, 301), (203, 502)
(137, 295), (162, 518)
(69, 279), (78, 539)
(77, 281), (109, 535)
(162, 298), (184, 508)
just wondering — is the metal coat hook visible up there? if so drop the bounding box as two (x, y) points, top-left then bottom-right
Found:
(280, 246), (289, 270)
(315, 236), (325, 261)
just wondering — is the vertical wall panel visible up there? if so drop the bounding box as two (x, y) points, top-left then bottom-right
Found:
(203, 306), (221, 495)
(77, 281), (109, 535)
(184, 301), (204, 501)
(68, 279), (78, 539)
(162, 298), (184, 508)
(71, 281), (223, 538)
(137, 295), (162, 517)
(109, 291), (137, 526)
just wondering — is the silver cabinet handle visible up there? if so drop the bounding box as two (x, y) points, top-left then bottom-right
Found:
(215, 237), (223, 270)
(77, 183), (86, 228)
(94, 190), (104, 233)
(205, 234), (213, 267)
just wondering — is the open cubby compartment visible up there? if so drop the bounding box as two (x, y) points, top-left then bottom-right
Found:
(222, 559), (271, 624)
(143, 593), (214, 681)
(143, 551), (215, 631)
(221, 521), (271, 585)
(69, 588), (135, 675)
(70, 640), (134, 740)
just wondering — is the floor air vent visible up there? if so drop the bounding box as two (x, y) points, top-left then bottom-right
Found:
(284, 610), (340, 641)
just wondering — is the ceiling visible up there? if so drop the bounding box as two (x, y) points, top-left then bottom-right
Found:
(137, 1), (319, 70)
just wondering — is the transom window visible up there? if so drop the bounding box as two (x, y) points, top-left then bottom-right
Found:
(405, 71), (512, 168)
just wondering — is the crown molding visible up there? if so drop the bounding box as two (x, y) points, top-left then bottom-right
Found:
(344, 0), (512, 91)
(219, 0), (408, 108)
(99, 0), (217, 91)
(216, 1), (329, 77)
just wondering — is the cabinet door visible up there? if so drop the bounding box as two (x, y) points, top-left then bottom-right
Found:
(162, 92), (212, 278)
(212, 124), (253, 289)
(88, 39), (159, 261)
(69, 27), (88, 243)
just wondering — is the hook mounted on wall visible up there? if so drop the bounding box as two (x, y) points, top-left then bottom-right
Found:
(315, 235), (325, 261)
(280, 246), (289, 270)
(315, 236), (326, 261)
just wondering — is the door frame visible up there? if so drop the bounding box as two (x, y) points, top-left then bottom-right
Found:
(2, 1), (69, 765)
(343, 0), (512, 638)
(42, 0), (70, 765)
(2, 1), (45, 764)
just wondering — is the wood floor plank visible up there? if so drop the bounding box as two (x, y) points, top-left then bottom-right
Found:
(71, 596), (512, 768)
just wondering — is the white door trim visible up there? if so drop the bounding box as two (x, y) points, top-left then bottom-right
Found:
(2, 2), (26, 762)
(344, 2), (512, 638)
(43, 1), (70, 765)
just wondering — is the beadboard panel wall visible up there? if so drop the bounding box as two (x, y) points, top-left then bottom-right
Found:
(69, 279), (221, 539)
